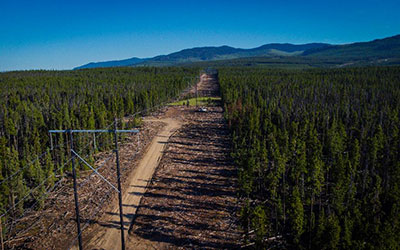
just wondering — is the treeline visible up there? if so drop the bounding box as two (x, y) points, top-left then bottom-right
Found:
(0, 67), (197, 220)
(219, 67), (400, 249)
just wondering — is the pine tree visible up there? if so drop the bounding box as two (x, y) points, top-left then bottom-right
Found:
(289, 186), (304, 245)
(251, 205), (268, 248)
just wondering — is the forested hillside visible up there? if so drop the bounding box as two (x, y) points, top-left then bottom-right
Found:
(75, 43), (329, 69)
(0, 67), (197, 225)
(219, 67), (400, 249)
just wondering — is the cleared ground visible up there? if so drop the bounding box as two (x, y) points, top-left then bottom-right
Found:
(128, 73), (241, 249)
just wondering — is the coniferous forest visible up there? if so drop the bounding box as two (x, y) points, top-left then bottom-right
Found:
(219, 67), (400, 249)
(1, 65), (400, 249)
(0, 67), (197, 224)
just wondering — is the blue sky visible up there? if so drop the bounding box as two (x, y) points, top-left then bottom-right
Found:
(0, 0), (399, 71)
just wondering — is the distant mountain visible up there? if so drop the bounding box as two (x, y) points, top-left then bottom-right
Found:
(152, 45), (240, 62)
(303, 34), (400, 60)
(246, 43), (330, 55)
(74, 57), (145, 69)
(74, 34), (400, 69)
(141, 43), (329, 65)
(74, 43), (329, 69)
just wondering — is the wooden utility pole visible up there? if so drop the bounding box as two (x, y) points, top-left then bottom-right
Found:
(70, 130), (83, 250)
(114, 118), (125, 250)
(1, 217), (4, 250)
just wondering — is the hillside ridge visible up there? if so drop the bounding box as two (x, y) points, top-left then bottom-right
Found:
(74, 43), (329, 69)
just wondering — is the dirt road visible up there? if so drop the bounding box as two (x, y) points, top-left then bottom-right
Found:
(79, 117), (182, 249)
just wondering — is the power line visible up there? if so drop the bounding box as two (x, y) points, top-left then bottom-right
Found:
(1, 118), (116, 218)
(0, 116), (110, 186)
(0, 156), (72, 219)
(0, 144), (60, 186)
(0, 119), (118, 248)
(3, 176), (66, 237)
(77, 153), (114, 189)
